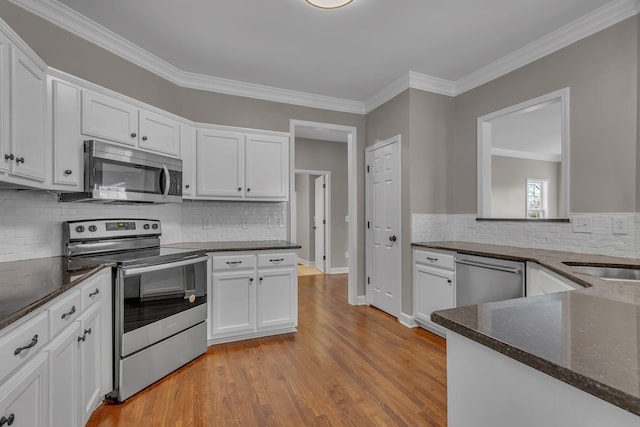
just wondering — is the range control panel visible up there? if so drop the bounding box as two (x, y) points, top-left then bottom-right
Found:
(64, 219), (161, 241)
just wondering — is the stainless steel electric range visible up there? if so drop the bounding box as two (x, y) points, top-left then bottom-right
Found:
(64, 218), (209, 402)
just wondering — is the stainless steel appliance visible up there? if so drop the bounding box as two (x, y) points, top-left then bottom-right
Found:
(64, 219), (208, 402)
(59, 140), (183, 204)
(455, 254), (524, 306)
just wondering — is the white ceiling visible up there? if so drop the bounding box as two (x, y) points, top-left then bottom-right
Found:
(26, 0), (634, 110)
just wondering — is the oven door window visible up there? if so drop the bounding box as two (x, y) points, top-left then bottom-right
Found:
(93, 158), (162, 195)
(122, 260), (207, 334)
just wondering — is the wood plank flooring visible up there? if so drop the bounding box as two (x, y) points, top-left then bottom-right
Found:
(87, 274), (447, 426)
(298, 263), (323, 276)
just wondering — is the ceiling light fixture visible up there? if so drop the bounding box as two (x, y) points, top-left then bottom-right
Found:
(305, 0), (354, 9)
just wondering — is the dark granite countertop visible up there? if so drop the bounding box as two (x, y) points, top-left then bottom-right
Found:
(414, 241), (640, 416)
(0, 257), (112, 330)
(163, 240), (301, 252)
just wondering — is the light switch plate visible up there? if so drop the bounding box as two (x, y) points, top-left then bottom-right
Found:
(202, 216), (212, 230)
(572, 216), (592, 233)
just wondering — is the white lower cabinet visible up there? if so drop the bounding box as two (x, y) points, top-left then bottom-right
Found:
(0, 268), (112, 427)
(413, 249), (455, 336)
(0, 353), (49, 427)
(210, 252), (297, 343)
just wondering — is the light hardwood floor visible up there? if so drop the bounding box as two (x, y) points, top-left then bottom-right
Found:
(87, 274), (447, 426)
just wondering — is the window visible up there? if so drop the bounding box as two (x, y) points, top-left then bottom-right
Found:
(526, 179), (548, 219)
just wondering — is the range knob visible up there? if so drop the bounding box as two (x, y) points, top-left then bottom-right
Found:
(143, 224), (151, 230)
(75, 226), (85, 233)
(151, 224), (159, 230)
(88, 225), (97, 232)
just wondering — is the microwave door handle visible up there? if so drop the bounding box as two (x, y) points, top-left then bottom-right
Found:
(161, 165), (170, 198)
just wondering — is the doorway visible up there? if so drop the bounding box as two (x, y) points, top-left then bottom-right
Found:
(366, 135), (402, 318)
(290, 120), (358, 304)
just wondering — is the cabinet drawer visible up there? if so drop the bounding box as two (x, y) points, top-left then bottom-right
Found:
(257, 253), (296, 268)
(212, 255), (256, 271)
(49, 290), (82, 338)
(0, 311), (49, 382)
(414, 249), (455, 270)
(82, 274), (109, 310)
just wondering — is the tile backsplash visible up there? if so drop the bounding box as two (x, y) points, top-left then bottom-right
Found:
(412, 213), (639, 259)
(0, 190), (286, 262)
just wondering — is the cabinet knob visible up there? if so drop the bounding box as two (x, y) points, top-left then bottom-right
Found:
(249, 277), (254, 283)
(142, 136), (148, 141)
(64, 169), (73, 175)
(247, 188), (251, 192)
(185, 184), (190, 189)
(237, 187), (242, 192)
(4, 153), (14, 161)
(389, 235), (397, 242)
(15, 157), (25, 164)
(131, 132), (137, 138)
(0, 413), (15, 426)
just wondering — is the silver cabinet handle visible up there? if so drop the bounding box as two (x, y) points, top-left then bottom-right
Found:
(270, 258), (284, 263)
(455, 259), (521, 275)
(226, 261), (242, 266)
(89, 288), (100, 298)
(426, 257), (439, 262)
(14, 335), (38, 355)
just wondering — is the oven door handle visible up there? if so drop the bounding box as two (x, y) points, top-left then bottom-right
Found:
(122, 256), (207, 276)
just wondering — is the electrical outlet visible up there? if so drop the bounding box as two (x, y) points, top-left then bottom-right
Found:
(345, 251), (349, 259)
(241, 217), (248, 229)
(267, 217), (272, 229)
(202, 216), (212, 230)
(613, 216), (632, 235)
(572, 216), (592, 233)
(345, 216), (349, 223)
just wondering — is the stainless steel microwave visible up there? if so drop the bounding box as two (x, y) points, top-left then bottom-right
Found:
(59, 140), (183, 204)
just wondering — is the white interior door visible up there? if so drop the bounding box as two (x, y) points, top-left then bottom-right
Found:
(314, 175), (325, 272)
(367, 137), (401, 317)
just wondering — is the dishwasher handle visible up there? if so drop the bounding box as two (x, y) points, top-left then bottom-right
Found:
(455, 259), (521, 275)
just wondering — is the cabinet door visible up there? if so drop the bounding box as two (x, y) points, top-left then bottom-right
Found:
(211, 270), (256, 337)
(0, 32), (9, 174)
(78, 304), (102, 425)
(82, 91), (138, 146)
(51, 79), (82, 188)
(10, 45), (46, 182)
(257, 268), (296, 330)
(196, 129), (244, 198)
(0, 353), (48, 427)
(180, 124), (195, 198)
(245, 134), (288, 200)
(47, 323), (82, 427)
(414, 265), (454, 331)
(138, 109), (180, 156)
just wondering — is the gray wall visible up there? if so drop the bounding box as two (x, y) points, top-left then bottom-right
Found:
(295, 174), (314, 262)
(0, 0), (367, 296)
(295, 138), (348, 269)
(452, 16), (638, 214)
(491, 156), (560, 218)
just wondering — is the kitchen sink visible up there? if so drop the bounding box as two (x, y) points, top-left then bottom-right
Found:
(564, 264), (640, 281)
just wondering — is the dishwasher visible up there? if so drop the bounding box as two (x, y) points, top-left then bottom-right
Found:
(455, 254), (524, 306)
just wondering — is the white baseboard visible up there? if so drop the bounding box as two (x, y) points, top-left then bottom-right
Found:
(297, 258), (315, 266)
(398, 312), (418, 328)
(353, 295), (368, 306)
(329, 267), (349, 274)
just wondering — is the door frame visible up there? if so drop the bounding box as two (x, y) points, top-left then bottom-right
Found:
(293, 169), (332, 272)
(365, 135), (402, 307)
(290, 120), (359, 305)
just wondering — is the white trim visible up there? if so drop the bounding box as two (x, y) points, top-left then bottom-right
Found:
(329, 267), (349, 274)
(363, 74), (411, 113)
(353, 295), (368, 306)
(297, 258), (315, 266)
(290, 120), (358, 305)
(398, 313), (418, 328)
(455, 0), (640, 95)
(294, 168), (331, 176)
(478, 88), (570, 218)
(491, 148), (562, 163)
(365, 135), (402, 316)
(7, 0), (365, 114)
(0, 13), (47, 72)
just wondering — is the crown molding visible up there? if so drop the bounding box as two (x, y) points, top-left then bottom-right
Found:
(455, 0), (640, 95)
(7, 0), (640, 113)
(7, 0), (366, 114)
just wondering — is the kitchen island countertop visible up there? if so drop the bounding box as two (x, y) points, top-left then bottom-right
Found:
(414, 241), (640, 417)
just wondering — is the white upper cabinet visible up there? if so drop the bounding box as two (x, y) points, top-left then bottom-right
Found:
(196, 129), (245, 198)
(179, 124), (195, 198)
(245, 134), (288, 200)
(51, 78), (82, 189)
(81, 91), (138, 146)
(81, 90), (180, 156)
(0, 31), (46, 184)
(195, 128), (289, 201)
(138, 109), (180, 156)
